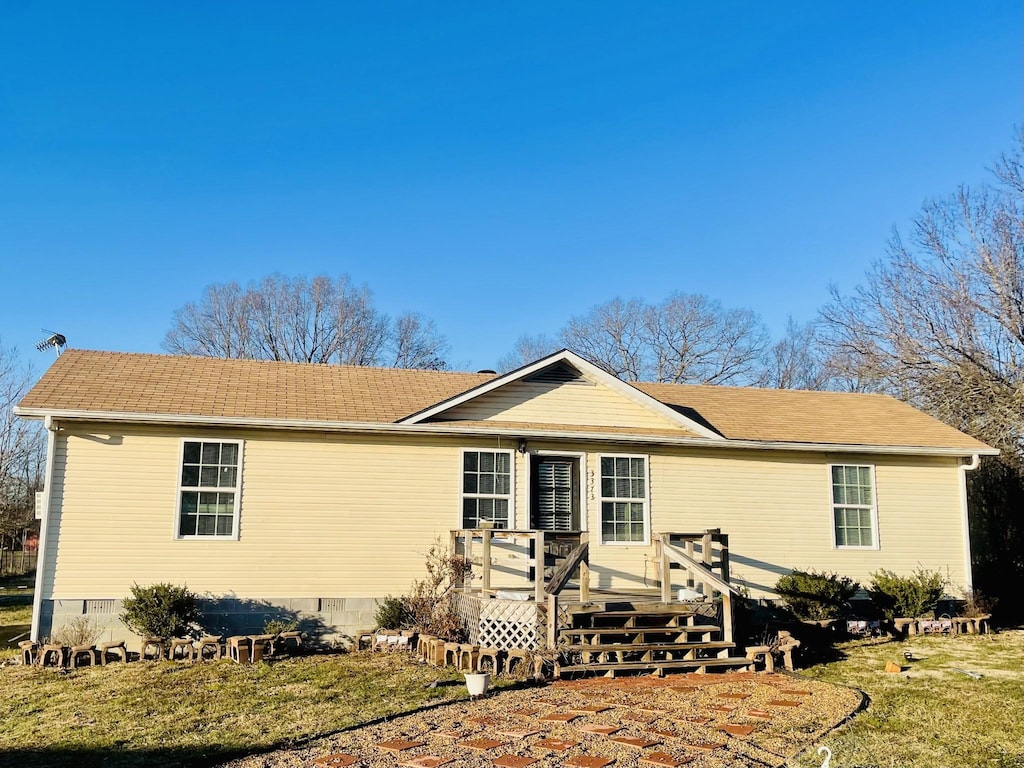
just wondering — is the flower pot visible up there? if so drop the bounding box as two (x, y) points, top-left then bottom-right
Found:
(464, 671), (490, 697)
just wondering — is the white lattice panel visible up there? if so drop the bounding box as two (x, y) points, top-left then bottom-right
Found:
(478, 598), (541, 650)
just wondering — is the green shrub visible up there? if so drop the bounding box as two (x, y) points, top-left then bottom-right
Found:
(120, 582), (201, 639)
(774, 569), (860, 620)
(868, 568), (946, 619)
(374, 595), (411, 630)
(263, 617), (298, 636)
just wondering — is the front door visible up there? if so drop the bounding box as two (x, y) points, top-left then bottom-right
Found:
(531, 456), (580, 531)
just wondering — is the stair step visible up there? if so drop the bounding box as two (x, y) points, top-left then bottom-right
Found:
(561, 641), (735, 653)
(583, 609), (697, 619)
(559, 625), (720, 637)
(556, 656), (752, 676)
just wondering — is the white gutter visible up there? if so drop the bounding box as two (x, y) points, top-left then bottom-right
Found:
(30, 415), (58, 642)
(13, 406), (998, 458)
(958, 453), (982, 592)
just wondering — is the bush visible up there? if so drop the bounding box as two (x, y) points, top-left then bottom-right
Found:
(373, 595), (411, 630)
(405, 539), (470, 641)
(50, 617), (102, 647)
(868, 568), (946, 619)
(120, 582), (201, 639)
(774, 569), (860, 621)
(263, 617), (298, 636)
(958, 587), (998, 618)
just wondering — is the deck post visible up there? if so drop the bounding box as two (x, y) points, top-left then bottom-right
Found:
(579, 531), (590, 602)
(685, 540), (695, 591)
(721, 591), (734, 644)
(481, 529), (492, 593)
(547, 592), (558, 649)
(534, 530), (546, 603)
(701, 530), (713, 597)
(465, 532), (474, 590)
(659, 533), (672, 602)
(719, 534), (730, 584)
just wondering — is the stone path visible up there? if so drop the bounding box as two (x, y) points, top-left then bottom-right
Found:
(221, 672), (863, 768)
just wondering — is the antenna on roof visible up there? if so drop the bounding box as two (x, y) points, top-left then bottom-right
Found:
(35, 330), (67, 357)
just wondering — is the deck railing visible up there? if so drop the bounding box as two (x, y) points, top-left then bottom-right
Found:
(450, 527), (737, 650)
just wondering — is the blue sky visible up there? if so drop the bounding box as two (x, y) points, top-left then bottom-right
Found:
(1, 2), (1020, 374)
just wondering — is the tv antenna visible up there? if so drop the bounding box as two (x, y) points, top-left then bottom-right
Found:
(35, 330), (67, 357)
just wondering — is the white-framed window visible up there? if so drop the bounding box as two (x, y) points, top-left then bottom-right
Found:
(177, 439), (243, 539)
(830, 464), (878, 548)
(599, 454), (649, 544)
(461, 449), (513, 529)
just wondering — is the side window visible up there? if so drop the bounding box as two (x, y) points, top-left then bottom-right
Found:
(462, 450), (513, 529)
(177, 440), (242, 538)
(831, 464), (877, 548)
(599, 455), (649, 544)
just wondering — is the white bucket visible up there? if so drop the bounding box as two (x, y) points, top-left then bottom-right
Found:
(465, 672), (490, 697)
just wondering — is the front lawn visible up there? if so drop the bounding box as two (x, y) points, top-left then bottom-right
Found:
(0, 651), (472, 768)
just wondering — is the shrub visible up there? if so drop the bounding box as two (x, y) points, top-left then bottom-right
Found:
(404, 539), (470, 641)
(958, 587), (998, 618)
(868, 568), (946, 619)
(263, 617), (299, 636)
(774, 569), (860, 621)
(119, 582), (201, 639)
(50, 617), (102, 647)
(373, 596), (411, 630)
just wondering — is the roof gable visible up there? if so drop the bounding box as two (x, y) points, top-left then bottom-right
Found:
(399, 350), (724, 440)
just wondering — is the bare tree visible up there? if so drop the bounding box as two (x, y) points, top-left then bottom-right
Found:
(496, 334), (561, 373)
(164, 274), (449, 369)
(0, 341), (43, 555)
(820, 131), (1024, 621)
(820, 131), (1024, 458)
(558, 293), (769, 384)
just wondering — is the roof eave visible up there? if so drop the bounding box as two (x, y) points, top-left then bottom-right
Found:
(15, 406), (998, 458)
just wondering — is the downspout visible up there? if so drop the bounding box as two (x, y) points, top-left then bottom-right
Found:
(30, 415), (58, 642)
(958, 454), (981, 593)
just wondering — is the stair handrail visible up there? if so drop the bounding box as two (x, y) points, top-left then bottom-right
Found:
(660, 542), (739, 596)
(544, 539), (589, 596)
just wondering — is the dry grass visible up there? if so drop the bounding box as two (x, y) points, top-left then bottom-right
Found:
(2, 587), (1021, 768)
(0, 651), (475, 768)
(792, 630), (1024, 767)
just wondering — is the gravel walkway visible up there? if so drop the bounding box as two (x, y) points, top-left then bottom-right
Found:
(220, 671), (863, 768)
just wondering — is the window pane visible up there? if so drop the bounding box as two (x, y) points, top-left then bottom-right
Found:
(200, 466), (219, 486)
(464, 452), (478, 471)
(601, 477), (615, 497)
(180, 491), (198, 514)
(495, 474), (510, 495)
(179, 514), (197, 537)
(464, 473), (478, 493)
(600, 457), (614, 475)
(183, 442), (201, 463)
(495, 452), (510, 473)
(480, 452), (494, 472)
(201, 443), (220, 464)
(220, 443), (238, 466)
(197, 515), (217, 535)
(479, 474), (495, 494)
(216, 516), (233, 536)
(219, 466), (237, 488)
(181, 466), (200, 486)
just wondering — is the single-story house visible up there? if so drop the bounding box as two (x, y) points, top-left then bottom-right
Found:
(15, 348), (996, 647)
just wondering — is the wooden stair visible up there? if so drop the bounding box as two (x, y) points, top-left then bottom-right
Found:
(554, 604), (753, 678)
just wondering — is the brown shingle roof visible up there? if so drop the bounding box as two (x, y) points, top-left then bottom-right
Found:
(16, 349), (993, 452)
(632, 382), (990, 451)
(17, 349), (495, 423)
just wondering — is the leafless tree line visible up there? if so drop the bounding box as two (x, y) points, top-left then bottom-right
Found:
(0, 341), (44, 552)
(163, 274), (450, 369)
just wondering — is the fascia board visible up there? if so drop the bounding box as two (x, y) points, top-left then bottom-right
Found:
(15, 406), (999, 458)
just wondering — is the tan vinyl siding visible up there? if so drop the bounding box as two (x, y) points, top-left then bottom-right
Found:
(442, 380), (687, 431)
(46, 425), (512, 599)
(42, 426), (969, 604)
